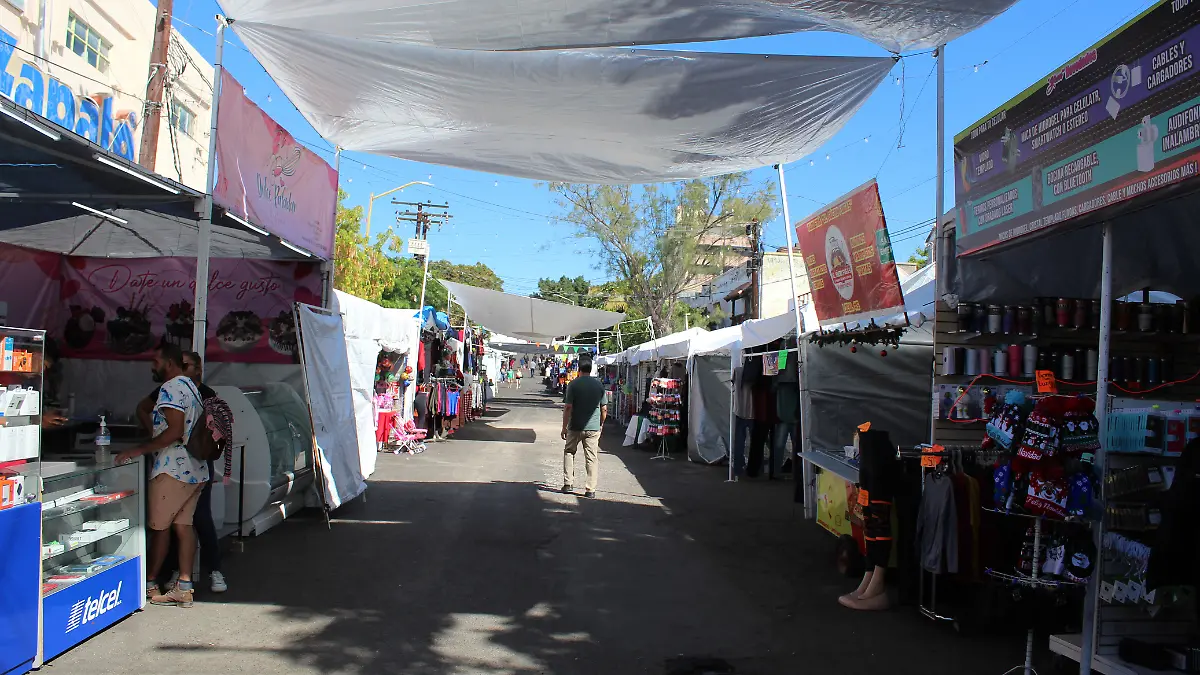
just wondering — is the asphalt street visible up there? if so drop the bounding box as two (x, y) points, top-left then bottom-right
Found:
(46, 384), (1023, 674)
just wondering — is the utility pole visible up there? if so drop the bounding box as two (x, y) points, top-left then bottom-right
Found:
(139, 0), (173, 170)
(395, 200), (451, 312)
(747, 218), (761, 319)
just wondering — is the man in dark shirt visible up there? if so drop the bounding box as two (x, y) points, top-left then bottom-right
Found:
(561, 357), (609, 498)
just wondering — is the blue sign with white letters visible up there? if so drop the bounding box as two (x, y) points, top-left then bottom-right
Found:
(0, 503), (40, 675)
(0, 28), (139, 161)
(42, 557), (141, 661)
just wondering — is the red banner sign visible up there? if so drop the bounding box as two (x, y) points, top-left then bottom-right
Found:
(794, 180), (904, 327)
(213, 71), (338, 259)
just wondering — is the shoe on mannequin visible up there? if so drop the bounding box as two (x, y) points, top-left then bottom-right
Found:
(839, 569), (873, 603)
(839, 566), (890, 611)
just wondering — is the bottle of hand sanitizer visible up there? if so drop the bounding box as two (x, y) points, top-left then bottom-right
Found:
(95, 415), (111, 463)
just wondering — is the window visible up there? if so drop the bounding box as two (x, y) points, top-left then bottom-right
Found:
(169, 99), (195, 137)
(4, 0), (28, 13)
(66, 12), (111, 73)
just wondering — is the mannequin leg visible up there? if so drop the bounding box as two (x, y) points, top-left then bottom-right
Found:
(839, 566), (890, 610)
(839, 568), (873, 604)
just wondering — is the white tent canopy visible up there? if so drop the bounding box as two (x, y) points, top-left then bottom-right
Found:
(628, 327), (709, 364)
(439, 279), (624, 341)
(222, 0), (1018, 53)
(222, 20), (892, 183)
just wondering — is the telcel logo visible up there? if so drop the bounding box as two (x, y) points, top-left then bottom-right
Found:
(65, 581), (123, 633)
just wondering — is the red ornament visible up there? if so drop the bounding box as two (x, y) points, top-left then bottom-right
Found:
(849, 345), (857, 353)
(879, 349), (888, 357)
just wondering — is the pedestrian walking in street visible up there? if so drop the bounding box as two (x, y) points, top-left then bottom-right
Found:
(515, 368), (523, 389)
(561, 357), (608, 498)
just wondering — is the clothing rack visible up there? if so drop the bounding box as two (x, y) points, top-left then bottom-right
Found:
(903, 444), (993, 629)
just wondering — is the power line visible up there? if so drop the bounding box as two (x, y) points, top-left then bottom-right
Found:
(875, 59), (937, 177)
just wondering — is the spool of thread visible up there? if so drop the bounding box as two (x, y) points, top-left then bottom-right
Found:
(1023, 345), (1037, 377)
(965, 347), (979, 376)
(978, 348), (992, 376)
(993, 348), (1008, 376)
(1148, 357), (1161, 385)
(1062, 351), (1075, 381)
(953, 348), (966, 376)
(1086, 349), (1098, 381)
(1008, 344), (1021, 378)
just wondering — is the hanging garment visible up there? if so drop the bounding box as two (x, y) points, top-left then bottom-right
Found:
(1148, 437), (1200, 593)
(916, 473), (959, 574)
(414, 391), (430, 431)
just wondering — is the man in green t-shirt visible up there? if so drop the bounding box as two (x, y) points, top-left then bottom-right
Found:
(561, 357), (609, 498)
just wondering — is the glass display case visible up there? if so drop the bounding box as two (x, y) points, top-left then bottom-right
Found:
(211, 383), (313, 537)
(37, 459), (144, 663)
(243, 383), (313, 484)
(0, 325), (46, 466)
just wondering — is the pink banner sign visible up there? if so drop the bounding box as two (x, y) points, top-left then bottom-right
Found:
(0, 244), (321, 363)
(213, 70), (338, 259)
(57, 256), (321, 363)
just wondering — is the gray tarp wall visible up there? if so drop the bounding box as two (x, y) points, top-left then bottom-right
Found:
(801, 323), (934, 453)
(688, 354), (733, 464)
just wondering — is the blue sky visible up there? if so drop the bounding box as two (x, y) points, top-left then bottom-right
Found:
(171, 0), (1155, 295)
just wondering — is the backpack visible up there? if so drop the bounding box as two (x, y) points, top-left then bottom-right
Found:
(183, 381), (235, 463)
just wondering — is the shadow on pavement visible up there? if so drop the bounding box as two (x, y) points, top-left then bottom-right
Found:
(151, 479), (779, 675)
(594, 426), (1030, 675)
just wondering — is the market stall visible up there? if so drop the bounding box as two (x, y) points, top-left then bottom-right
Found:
(0, 92), (329, 670)
(932, 2), (1200, 670)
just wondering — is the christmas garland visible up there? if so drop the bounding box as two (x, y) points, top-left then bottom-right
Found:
(807, 325), (907, 354)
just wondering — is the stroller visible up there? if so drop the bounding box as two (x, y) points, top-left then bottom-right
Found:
(388, 418), (428, 455)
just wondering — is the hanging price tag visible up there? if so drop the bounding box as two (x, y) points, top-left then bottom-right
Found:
(920, 445), (944, 468)
(1035, 369), (1058, 393)
(857, 422), (872, 433)
(856, 488), (870, 506)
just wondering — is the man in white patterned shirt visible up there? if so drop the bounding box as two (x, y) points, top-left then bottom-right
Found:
(116, 344), (205, 607)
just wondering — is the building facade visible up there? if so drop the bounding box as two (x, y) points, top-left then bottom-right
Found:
(685, 252), (813, 328)
(0, 0), (213, 190)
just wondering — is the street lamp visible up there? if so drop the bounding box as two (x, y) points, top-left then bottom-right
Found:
(365, 181), (433, 239)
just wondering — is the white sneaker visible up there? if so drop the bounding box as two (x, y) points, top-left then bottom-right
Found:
(210, 571), (228, 593)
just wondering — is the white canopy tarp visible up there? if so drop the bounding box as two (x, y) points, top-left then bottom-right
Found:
(295, 303), (366, 510)
(740, 312), (800, 350)
(440, 279), (625, 340)
(628, 327), (709, 364)
(221, 0), (1018, 54)
(332, 290), (421, 480)
(220, 22), (893, 183)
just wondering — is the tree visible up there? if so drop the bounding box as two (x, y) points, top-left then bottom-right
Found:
(378, 258), (504, 324)
(549, 173), (775, 336)
(531, 276), (606, 309)
(907, 246), (930, 267)
(332, 188), (504, 325)
(333, 189), (402, 302)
